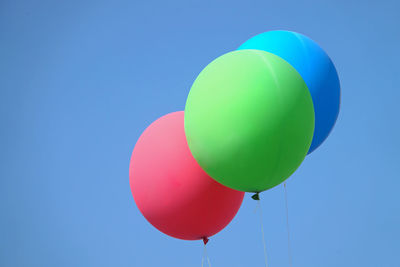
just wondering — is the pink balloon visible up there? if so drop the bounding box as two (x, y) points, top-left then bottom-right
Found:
(130, 111), (244, 240)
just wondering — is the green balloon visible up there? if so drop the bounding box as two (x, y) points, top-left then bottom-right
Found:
(184, 50), (315, 192)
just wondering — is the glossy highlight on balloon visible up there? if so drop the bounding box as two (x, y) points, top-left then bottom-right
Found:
(129, 111), (244, 240)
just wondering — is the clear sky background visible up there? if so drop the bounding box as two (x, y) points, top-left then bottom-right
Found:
(1, 0), (399, 266)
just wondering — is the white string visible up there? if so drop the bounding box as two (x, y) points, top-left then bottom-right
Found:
(255, 197), (269, 267)
(201, 244), (211, 267)
(205, 245), (211, 267)
(201, 247), (204, 267)
(283, 182), (293, 267)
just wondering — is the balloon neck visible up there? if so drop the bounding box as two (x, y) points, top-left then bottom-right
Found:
(202, 237), (209, 245)
(251, 192), (260, 201)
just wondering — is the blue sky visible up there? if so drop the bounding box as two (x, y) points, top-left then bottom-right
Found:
(1, 0), (399, 266)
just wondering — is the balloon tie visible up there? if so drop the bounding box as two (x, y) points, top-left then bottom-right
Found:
(201, 240), (211, 267)
(254, 194), (269, 267)
(251, 192), (260, 200)
(284, 182), (293, 267)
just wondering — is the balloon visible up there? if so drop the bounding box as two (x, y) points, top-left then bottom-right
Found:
(129, 111), (244, 240)
(184, 50), (314, 192)
(238, 30), (340, 154)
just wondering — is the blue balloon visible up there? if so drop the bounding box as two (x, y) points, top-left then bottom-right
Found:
(238, 30), (340, 154)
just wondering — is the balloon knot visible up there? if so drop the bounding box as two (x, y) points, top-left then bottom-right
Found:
(251, 192), (260, 201)
(202, 237), (209, 245)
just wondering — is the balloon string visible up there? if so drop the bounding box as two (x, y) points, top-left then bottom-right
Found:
(205, 245), (211, 267)
(284, 182), (293, 267)
(255, 196), (269, 267)
(201, 243), (211, 267)
(201, 251), (204, 267)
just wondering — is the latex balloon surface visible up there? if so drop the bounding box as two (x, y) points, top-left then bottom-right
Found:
(239, 30), (340, 153)
(184, 50), (315, 192)
(129, 111), (244, 240)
